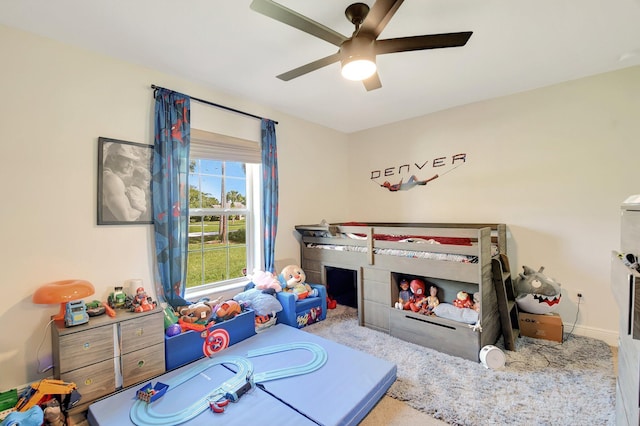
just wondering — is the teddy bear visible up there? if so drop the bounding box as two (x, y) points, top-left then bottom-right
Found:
(279, 264), (319, 300)
(176, 299), (217, 325)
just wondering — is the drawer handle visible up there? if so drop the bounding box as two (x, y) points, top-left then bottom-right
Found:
(137, 360), (145, 368)
(84, 378), (93, 385)
(83, 343), (91, 350)
(135, 328), (144, 336)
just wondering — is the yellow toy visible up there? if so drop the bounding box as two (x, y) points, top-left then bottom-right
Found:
(15, 379), (81, 413)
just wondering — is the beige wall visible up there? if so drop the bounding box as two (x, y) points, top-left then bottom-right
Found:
(347, 66), (640, 344)
(0, 25), (348, 389)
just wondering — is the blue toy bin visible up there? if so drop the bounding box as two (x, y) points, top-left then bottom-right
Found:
(137, 382), (169, 403)
(164, 309), (256, 371)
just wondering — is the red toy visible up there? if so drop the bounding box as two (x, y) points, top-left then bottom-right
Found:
(327, 296), (337, 310)
(408, 279), (427, 313)
(131, 287), (157, 313)
(453, 291), (474, 309)
(214, 300), (242, 322)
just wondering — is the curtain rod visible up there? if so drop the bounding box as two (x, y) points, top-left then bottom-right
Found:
(151, 84), (278, 125)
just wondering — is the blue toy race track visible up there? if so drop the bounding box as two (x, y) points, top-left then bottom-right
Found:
(129, 342), (327, 426)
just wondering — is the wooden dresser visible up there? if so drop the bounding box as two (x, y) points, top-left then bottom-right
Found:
(51, 307), (164, 414)
(612, 196), (640, 426)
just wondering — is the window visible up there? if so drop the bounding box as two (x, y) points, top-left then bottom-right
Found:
(186, 129), (262, 294)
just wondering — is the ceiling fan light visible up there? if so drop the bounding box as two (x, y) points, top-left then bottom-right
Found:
(341, 58), (377, 81)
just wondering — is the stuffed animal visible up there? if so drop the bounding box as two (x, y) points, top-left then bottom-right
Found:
(408, 279), (427, 313)
(279, 264), (319, 300)
(233, 288), (282, 317)
(250, 269), (283, 292)
(453, 291), (473, 309)
(0, 405), (44, 426)
(176, 300), (217, 325)
(514, 265), (562, 314)
(212, 299), (242, 322)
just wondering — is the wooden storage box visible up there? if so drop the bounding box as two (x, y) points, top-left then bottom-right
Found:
(518, 312), (563, 343)
(164, 309), (256, 370)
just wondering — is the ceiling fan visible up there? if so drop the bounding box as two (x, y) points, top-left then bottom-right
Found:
(250, 0), (473, 91)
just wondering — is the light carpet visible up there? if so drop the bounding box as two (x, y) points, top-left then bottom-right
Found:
(304, 306), (616, 426)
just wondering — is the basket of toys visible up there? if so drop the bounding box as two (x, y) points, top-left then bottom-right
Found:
(136, 382), (168, 403)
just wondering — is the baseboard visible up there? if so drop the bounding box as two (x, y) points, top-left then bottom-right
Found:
(565, 323), (619, 347)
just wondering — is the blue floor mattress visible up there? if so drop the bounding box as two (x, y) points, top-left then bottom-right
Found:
(87, 323), (397, 426)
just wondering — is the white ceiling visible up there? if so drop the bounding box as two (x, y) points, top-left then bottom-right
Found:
(2, 0), (640, 133)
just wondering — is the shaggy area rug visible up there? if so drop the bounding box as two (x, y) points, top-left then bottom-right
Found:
(304, 306), (616, 426)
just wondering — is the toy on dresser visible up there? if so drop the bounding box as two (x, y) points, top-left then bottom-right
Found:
(131, 287), (157, 313)
(279, 265), (319, 300)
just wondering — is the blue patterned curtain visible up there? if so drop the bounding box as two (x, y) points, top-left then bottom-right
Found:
(261, 119), (278, 273)
(152, 89), (190, 307)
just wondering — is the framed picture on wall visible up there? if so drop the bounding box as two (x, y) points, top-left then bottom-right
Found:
(97, 137), (153, 225)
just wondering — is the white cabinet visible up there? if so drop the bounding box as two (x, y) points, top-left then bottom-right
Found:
(613, 197), (640, 426)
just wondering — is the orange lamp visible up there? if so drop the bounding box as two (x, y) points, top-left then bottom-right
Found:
(32, 279), (95, 321)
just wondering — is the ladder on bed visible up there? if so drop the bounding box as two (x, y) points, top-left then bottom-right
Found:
(492, 253), (520, 351)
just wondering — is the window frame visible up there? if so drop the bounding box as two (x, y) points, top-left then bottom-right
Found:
(185, 129), (263, 298)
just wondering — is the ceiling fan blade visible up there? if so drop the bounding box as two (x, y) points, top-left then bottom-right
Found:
(363, 72), (382, 91)
(357, 0), (404, 39)
(375, 32), (473, 55)
(277, 52), (342, 81)
(250, 0), (347, 47)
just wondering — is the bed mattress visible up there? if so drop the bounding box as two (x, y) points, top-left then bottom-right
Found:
(87, 324), (396, 426)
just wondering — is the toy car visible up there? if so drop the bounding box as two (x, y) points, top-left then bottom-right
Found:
(108, 287), (132, 309)
(85, 300), (106, 317)
(65, 300), (89, 327)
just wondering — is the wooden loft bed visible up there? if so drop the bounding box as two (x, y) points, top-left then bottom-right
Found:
(294, 222), (508, 361)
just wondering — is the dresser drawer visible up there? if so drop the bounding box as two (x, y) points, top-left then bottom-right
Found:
(56, 325), (115, 373)
(121, 342), (165, 388)
(61, 358), (116, 403)
(120, 311), (164, 354)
